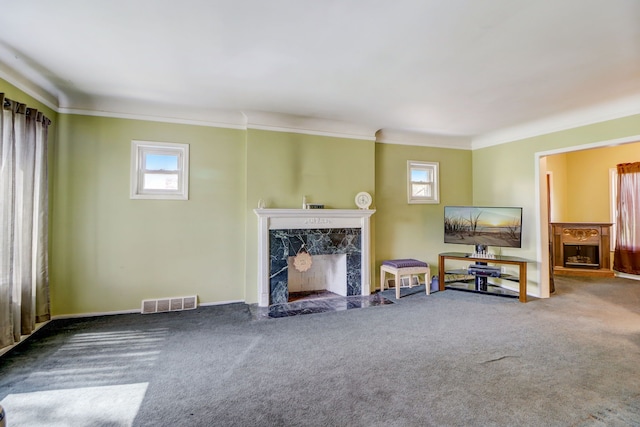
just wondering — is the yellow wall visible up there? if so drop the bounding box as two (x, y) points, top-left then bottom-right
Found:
(557, 141), (640, 222)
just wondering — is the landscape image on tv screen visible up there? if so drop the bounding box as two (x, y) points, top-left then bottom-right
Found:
(444, 206), (522, 248)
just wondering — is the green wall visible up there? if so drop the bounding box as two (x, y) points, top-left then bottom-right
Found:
(243, 129), (376, 303)
(52, 114), (247, 314)
(6, 77), (640, 313)
(375, 143), (472, 276)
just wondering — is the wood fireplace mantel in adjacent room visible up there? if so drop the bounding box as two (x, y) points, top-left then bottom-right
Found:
(551, 222), (614, 277)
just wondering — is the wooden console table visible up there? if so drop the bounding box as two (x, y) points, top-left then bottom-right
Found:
(438, 252), (530, 303)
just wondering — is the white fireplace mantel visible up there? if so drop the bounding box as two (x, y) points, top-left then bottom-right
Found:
(254, 209), (375, 307)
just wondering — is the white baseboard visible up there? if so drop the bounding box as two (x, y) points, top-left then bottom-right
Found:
(615, 272), (640, 281)
(199, 299), (245, 307)
(52, 309), (141, 320)
(52, 299), (247, 320)
(0, 321), (50, 357)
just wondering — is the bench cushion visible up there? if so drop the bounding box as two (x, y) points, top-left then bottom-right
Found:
(382, 259), (428, 269)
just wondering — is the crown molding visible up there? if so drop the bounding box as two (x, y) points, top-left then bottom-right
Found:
(0, 58), (59, 111)
(534, 134), (640, 158)
(4, 56), (639, 146)
(472, 93), (640, 149)
(376, 129), (472, 150)
(59, 106), (247, 130)
(244, 111), (378, 141)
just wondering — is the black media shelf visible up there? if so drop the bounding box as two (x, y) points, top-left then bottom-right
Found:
(439, 252), (531, 302)
(445, 281), (519, 299)
(444, 269), (520, 299)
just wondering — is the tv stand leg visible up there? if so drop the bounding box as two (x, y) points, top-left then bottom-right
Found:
(475, 276), (488, 291)
(474, 259), (488, 291)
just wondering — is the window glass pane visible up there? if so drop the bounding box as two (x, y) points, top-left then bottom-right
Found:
(145, 154), (178, 171)
(411, 169), (429, 182)
(144, 173), (178, 190)
(412, 183), (432, 197)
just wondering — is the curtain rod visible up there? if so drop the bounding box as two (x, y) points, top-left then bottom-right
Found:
(1, 93), (52, 125)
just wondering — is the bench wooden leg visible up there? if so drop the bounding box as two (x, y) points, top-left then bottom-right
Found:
(424, 271), (431, 295)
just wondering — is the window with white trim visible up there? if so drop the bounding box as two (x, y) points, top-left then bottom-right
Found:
(130, 140), (189, 200)
(407, 160), (439, 204)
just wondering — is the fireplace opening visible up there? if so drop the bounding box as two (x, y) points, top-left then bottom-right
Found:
(287, 254), (347, 302)
(563, 244), (599, 269)
(268, 227), (362, 305)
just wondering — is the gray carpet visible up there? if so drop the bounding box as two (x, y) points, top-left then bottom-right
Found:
(1, 276), (640, 426)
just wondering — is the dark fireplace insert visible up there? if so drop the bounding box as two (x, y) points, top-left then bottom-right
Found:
(563, 244), (599, 269)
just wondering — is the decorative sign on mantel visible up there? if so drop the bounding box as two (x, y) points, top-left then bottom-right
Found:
(304, 217), (331, 225)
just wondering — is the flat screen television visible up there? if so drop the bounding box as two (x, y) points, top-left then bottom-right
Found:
(444, 206), (523, 252)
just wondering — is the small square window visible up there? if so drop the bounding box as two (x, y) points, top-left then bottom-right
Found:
(407, 160), (439, 204)
(131, 140), (189, 200)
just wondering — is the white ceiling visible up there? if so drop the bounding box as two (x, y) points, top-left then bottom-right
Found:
(1, 0), (640, 145)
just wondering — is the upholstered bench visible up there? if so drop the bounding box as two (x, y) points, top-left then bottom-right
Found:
(380, 259), (430, 299)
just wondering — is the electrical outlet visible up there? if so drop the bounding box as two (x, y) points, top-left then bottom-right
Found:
(501, 266), (507, 274)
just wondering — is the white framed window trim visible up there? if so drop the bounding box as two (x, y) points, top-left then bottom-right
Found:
(407, 160), (439, 204)
(130, 140), (189, 200)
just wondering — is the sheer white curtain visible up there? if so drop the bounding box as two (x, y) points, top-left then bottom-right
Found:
(0, 93), (50, 350)
(613, 162), (640, 275)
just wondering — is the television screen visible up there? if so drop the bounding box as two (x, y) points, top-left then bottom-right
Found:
(444, 206), (523, 248)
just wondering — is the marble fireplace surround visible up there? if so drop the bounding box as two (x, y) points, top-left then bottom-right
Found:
(254, 209), (375, 307)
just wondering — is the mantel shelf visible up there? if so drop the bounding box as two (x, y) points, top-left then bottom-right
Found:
(254, 208), (375, 219)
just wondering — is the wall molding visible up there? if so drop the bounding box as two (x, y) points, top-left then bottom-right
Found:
(60, 107), (248, 130)
(376, 129), (472, 149)
(3, 61), (640, 148)
(244, 111), (378, 141)
(472, 93), (640, 149)
(0, 60), (59, 111)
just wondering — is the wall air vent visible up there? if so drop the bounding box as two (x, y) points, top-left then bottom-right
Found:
(141, 295), (198, 314)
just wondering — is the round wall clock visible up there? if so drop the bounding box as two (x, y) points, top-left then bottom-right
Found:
(355, 192), (372, 209)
